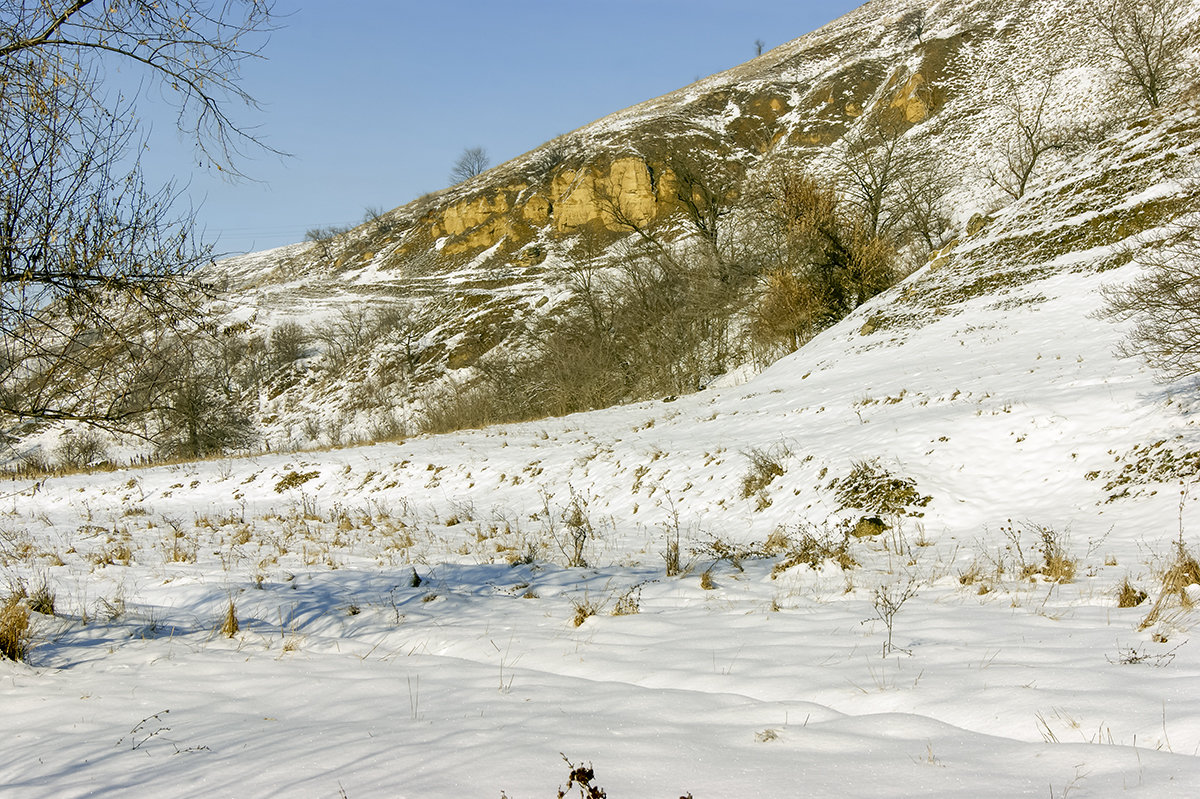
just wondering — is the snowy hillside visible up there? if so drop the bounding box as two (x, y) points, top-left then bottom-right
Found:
(5, 0), (1200, 795)
(6, 106), (1200, 799)
(11, 0), (1171, 461)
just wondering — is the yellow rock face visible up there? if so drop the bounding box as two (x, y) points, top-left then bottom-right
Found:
(427, 158), (671, 256)
(889, 73), (929, 123)
(521, 194), (551, 226)
(442, 216), (509, 256)
(552, 157), (664, 232)
(435, 192), (511, 238)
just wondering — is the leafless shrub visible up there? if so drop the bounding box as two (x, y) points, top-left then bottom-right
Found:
(1102, 227), (1200, 382)
(544, 488), (595, 568)
(269, 321), (309, 367)
(54, 429), (108, 471)
(868, 575), (921, 657)
(362, 205), (397, 234)
(305, 224), (352, 261)
(772, 523), (858, 575)
(692, 537), (770, 573)
(1107, 640), (1182, 666)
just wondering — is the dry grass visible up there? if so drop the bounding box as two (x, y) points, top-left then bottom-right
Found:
(739, 446), (787, 505)
(570, 595), (603, 627)
(28, 578), (55, 616)
(1002, 521), (1076, 583)
(771, 523), (857, 576)
(612, 584), (642, 616)
(1, 593), (31, 662)
(1140, 538), (1200, 630)
(829, 459), (932, 517)
(1116, 578), (1148, 608)
(662, 535), (683, 576)
(220, 599), (239, 638)
(958, 561), (993, 595)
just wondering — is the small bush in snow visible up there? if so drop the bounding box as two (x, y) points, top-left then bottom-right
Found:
(1000, 520), (1076, 583)
(828, 459), (931, 517)
(771, 523), (857, 576)
(54, 429), (108, 471)
(220, 599), (239, 638)
(739, 445), (788, 507)
(555, 754), (607, 799)
(28, 577), (55, 616)
(569, 594), (602, 627)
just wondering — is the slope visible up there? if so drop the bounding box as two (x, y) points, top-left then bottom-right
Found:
(14, 0), (1163, 463)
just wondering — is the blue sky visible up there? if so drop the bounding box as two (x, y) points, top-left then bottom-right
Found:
(138, 1), (864, 255)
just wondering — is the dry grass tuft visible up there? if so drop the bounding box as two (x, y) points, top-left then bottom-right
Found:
(570, 595), (602, 627)
(740, 446), (787, 504)
(612, 584), (643, 616)
(1116, 578), (1148, 608)
(1, 593), (31, 662)
(1140, 538), (1200, 630)
(220, 599), (239, 638)
(662, 535), (683, 576)
(1002, 521), (1076, 583)
(28, 578), (55, 616)
(958, 561), (986, 588)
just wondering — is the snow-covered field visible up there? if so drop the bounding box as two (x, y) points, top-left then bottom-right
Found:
(5, 209), (1200, 796)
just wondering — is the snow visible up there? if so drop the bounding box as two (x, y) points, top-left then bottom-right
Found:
(6, 0), (1200, 795)
(6, 188), (1200, 795)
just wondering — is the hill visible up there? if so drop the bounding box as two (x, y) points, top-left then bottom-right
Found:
(16, 0), (1180, 463)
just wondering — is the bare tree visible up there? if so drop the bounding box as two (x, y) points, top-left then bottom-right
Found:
(646, 140), (749, 277)
(755, 39), (765, 57)
(1088, 0), (1197, 110)
(897, 164), (954, 252)
(837, 119), (919, 240)
(0, 1), (276, 431)
(449, 146), (491, 184)
(984, 76), (1069, 200)
(1102, 225), (1200, 381)
(269, 321), (309, 368)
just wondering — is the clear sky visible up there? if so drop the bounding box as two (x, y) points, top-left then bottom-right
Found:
(137, 1), (864, 256)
